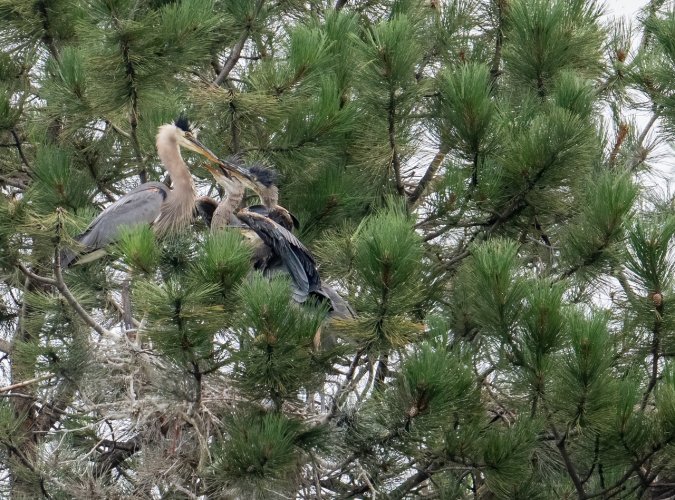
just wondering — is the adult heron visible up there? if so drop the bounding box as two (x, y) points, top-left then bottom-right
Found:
(61, 118), (221, 267)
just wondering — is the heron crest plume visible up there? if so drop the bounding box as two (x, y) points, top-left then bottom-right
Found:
(249, 164), (279, 187)
(174, 115), (193, 133)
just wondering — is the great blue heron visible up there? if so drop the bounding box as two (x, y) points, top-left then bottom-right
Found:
(195, 164), (315, 301)
(196, 162), (355, 345)
(206, 159), (299, 231)
(61, 118), (221, 267)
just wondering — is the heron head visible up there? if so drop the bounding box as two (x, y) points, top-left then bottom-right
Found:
(203, 159), (279, 206)
(171, 116), (222, 164)
(211, 162), (279, 207)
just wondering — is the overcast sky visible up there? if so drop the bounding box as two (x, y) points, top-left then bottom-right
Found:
(607, 0), (645, 17)
(604, 0), (675, 187)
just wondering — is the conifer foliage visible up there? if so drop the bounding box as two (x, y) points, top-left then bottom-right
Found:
(1, 0), (675, 497)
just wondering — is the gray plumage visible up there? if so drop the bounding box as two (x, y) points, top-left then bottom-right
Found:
(60, 121), (221, 268)
(199, 155), (356, 351)
(61, 183), (168, 267)
(237, 209), (320, 302)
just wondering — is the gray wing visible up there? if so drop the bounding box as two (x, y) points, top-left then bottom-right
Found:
(61, 183), (167, 267)
(314, 285), (356, 319)
(237, 210), (320, 302)
(312, 285), (355, 351)
(194, 196), (218, 228)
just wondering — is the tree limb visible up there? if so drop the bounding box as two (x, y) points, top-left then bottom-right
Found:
(388, 458), (447, 500)
(388, 89), (405, 197)
(11, 129), (31, 170)
(0, 374), (54, 393)
(213, 0), (265, 86)
(550, 424), (587, 499)
(408, 148), (448, 209)
(335, 0), (349, 11)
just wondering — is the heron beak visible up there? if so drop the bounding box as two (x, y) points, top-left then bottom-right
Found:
(181, 134), (263, 192)
(204, 163), (232, 184)
(182, 135), (222, 165)
(210, 157), (260, 191)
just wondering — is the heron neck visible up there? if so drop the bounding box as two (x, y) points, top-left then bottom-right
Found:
(212, 180), (244, 231)
(155, 132), (196, 233)
(262, 185), (278, 208)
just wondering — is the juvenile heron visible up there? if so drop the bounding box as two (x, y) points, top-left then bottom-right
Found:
(195, 165), (315, 299)
(196, 162), (355, 327)
(208, 159), (299, 230)
(61, 118), (221, 267)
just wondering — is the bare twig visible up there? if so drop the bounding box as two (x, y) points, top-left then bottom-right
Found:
(0, 374), (53, 393)
(11, 129), (31, 170)
(629, 111), (659, 172)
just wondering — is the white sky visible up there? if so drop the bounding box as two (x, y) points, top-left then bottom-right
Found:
(605, 0), (675, 191)
(607, 0), (645, 16)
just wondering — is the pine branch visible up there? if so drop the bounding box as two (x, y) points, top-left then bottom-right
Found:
(213, 0), (265, 86)
(388, 458), (446, 500)
(388, 89), (405, 197)
(225, 82), (241, 153)
(110, 16), (146, 183)
(373, 352), (388, 392)
(489, 0), (506, 82)
(408, 148), (447, 209)
(550, 424), (587, 499)
(581, 436), (601, 485)
(586, 438), (674, 499)
(214, 31), (249, 86)
(10, 129), (31, 170)
(641, 299), (663, 410)
(16, 262), (57, 287)
(35, 0), (60, 61)
(326, 349), (365, 421)
(441, 155), (554, 272)
(4, 442), (52, 498)
(629, 110), (659, 172)
(471, 150), (479, 187)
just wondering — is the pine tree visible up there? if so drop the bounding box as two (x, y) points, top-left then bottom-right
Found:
(1, 0), (675, 498)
